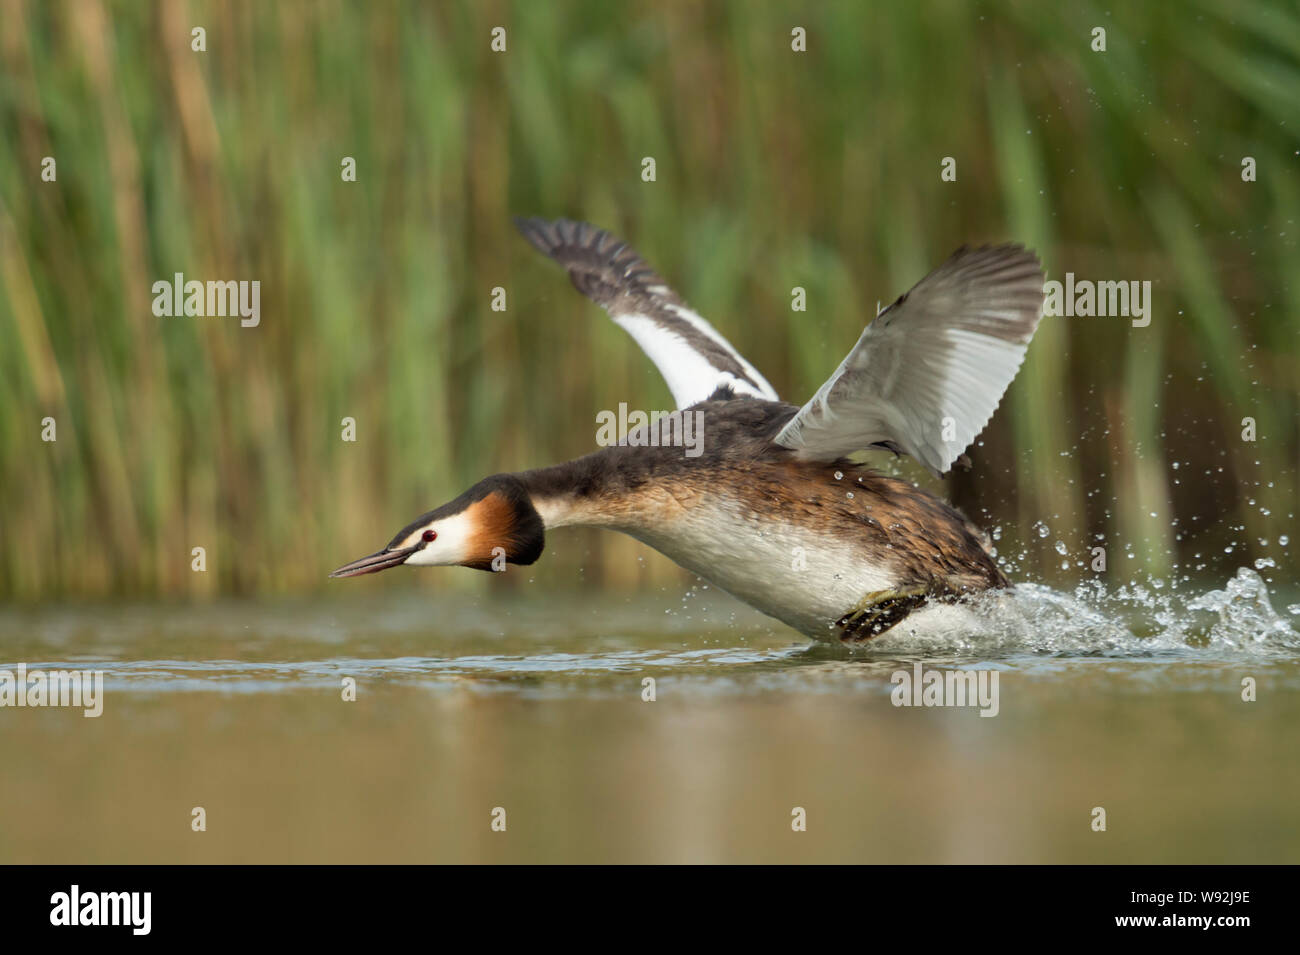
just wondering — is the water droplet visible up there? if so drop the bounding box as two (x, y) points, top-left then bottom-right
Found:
(834, 471), (843, 480)
(1034, 521), (1050, 538)
(1054, 541), (1067, 555)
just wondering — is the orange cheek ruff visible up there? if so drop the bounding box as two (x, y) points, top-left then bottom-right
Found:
(461, 494), (517, 570)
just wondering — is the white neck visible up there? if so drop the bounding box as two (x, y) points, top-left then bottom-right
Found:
(531, 494), (586, 530)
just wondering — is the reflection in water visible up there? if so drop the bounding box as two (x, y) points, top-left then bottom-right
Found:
(0, 567), (1297, 862)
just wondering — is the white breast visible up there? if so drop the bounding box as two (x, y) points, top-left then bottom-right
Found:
(623, 497), (897, 639)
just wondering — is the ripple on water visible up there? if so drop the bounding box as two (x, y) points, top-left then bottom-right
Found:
(2, 567), (1297, 697)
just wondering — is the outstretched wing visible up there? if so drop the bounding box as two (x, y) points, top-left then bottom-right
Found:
(774, 244), (1045, 476)
(514, 217), (778, 409)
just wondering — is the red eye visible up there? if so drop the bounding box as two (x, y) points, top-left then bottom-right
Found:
(422, 529), (437, 543)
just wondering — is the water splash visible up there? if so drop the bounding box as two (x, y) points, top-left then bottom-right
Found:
(868, 567), (1299, 658)
(1186, 567), (1299, 650)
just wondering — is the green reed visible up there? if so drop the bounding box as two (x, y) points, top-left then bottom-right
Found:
(0, 0), (1296, 600)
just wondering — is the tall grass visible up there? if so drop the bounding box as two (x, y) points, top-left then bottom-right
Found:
(1, 0), (1296, 601)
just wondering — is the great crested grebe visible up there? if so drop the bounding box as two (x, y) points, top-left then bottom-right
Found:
(331, 218), (1045, 642)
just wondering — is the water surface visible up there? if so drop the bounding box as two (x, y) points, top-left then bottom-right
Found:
(2, 569), (1297, 863)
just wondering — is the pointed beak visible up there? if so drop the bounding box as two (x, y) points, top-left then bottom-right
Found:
(328, 544), (419, 579)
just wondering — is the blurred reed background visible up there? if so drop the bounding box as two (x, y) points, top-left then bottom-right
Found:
(0, 0), (1296, 602)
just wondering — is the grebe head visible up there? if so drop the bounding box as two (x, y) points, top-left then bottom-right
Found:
(329, 474), (545, 578)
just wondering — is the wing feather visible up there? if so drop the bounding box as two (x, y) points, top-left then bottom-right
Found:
(514, 217), (778, 408)
(774, 244), (1045, 475)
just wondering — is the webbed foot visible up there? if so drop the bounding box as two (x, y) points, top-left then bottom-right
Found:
(836, 587), (931, 642)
